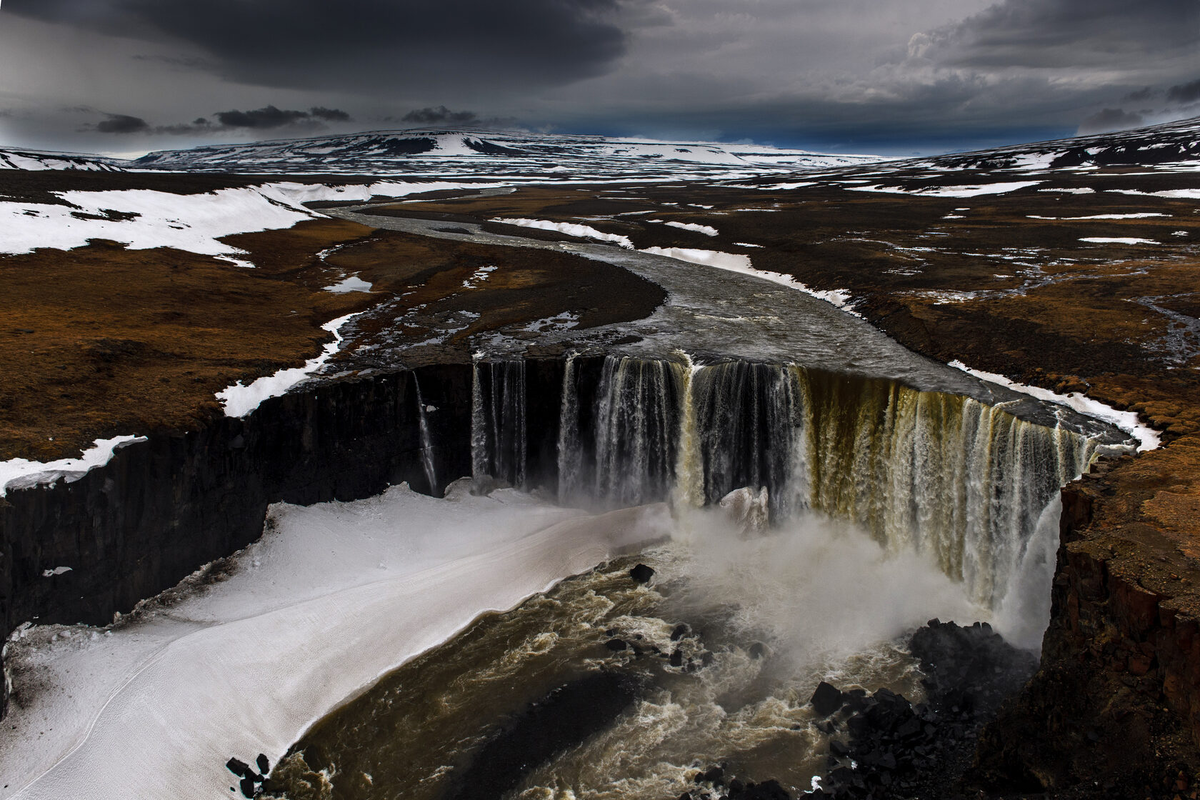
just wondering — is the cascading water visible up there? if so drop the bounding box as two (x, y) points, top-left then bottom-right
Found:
(590, 356), (681, 506)
(412, 374), (438, 494)
(689, 360), (810, 520)
(557, 353), (584, 505)
(474, 355), (1100, 610)
(471, 358), (527, 489)
(273, 353), (1121, 800)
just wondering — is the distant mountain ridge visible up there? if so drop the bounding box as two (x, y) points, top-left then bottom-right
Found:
(128, 129), (882, 179)
(0, 147), (123, 172)
(921, 115), (1200, 172)
(2, 116), (1197, 179)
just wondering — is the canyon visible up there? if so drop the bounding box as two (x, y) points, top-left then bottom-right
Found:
(2, 121), (1199, 798)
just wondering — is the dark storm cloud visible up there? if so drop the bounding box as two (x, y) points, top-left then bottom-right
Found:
(80, 106), (355, 137)
(161, 106), (353, 134)
(213, 105), (352, 129)
(310, 107), (351, 122)
(5, 0), (629, 92)
(402, 106), (481, 126)
(919, 0), (1197, 69)
(1077, 108), (1144, 135)
(1123, 88), (1158, 103)
(214, 106), (310, 129)
(1167, 79), (1200, 106)
(93, 113), (150, 134)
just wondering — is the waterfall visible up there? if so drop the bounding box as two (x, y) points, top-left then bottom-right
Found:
(471, 359), (527, 488)
(557, 353), (584, 505)
(412, 374), (438, 494)
(672, 351), (705, 510)
(590, 356), (681, 506)
(691, 361), (809, 519)
(800, 373), (1096, 607)
(471, 354), (1103, 610)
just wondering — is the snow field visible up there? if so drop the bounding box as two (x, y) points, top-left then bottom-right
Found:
(0, 483), (673, 799)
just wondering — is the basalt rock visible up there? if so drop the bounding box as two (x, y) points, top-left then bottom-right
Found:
(810, 681), (844, 717)
(814, 619), (1035, 800)
(969, 451), (1200, 798)
(629, 563), (655, 584)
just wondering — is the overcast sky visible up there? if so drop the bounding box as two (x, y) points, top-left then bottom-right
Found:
(0, 0), (1196, 156)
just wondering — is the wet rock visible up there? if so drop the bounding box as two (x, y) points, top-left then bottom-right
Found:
(718, 486), (769, 534)
(629, 564), (655, 584)
(256, 754), (270, 775)
(670, 649), (684, 667)
(671, 623), (690, 641)
(748, 642), (766, 660)
(810, 681), (844, 717)
(605, 638), (629, 652)
(815, 619), (1039, 799)
(443, 670), (640, 800)
(732, 779), (789, 800)
(226, 758), (252, 779)
(239, 776), (258, 798)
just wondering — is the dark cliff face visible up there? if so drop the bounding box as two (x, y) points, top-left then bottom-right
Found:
(970, 451), (1200, 798)
(0, 364), (477, 718)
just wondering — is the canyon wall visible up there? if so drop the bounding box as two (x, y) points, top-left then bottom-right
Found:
(0, 364), (475, 718)
(972, 440), (1200, 796)
(4, 353), (1187, 798)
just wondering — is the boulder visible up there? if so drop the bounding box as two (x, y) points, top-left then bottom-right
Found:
(810, 681), (844, 717)
(629, 564), (655, 584)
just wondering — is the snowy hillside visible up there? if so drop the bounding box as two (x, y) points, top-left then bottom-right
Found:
(132, 129), (881, 180)
(920, 115), (1200, 173)
(0, 147), (123, 172)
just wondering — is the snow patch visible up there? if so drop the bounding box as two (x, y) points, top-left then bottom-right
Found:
(640, 247), (859, 315)
(323, 276), (373, 293)
(490, 217), (634, 248)
(1028, 213), (1168, 220)
(1079, 237), (1159, 245)
(216, 313), (361, 418)
(662, 221), (719, 237)
(849, 181), (1041, 198)
(462, 265), (498, 289)
(949, 361), (1159, 451)
(1, 436), (147, 498)
(0, 187), (320, 264)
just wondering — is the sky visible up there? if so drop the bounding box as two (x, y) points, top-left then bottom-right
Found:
(0, 0), (1196, 157)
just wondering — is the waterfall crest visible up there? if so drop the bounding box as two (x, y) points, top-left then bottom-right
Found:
(470, 355), (1101, 608)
